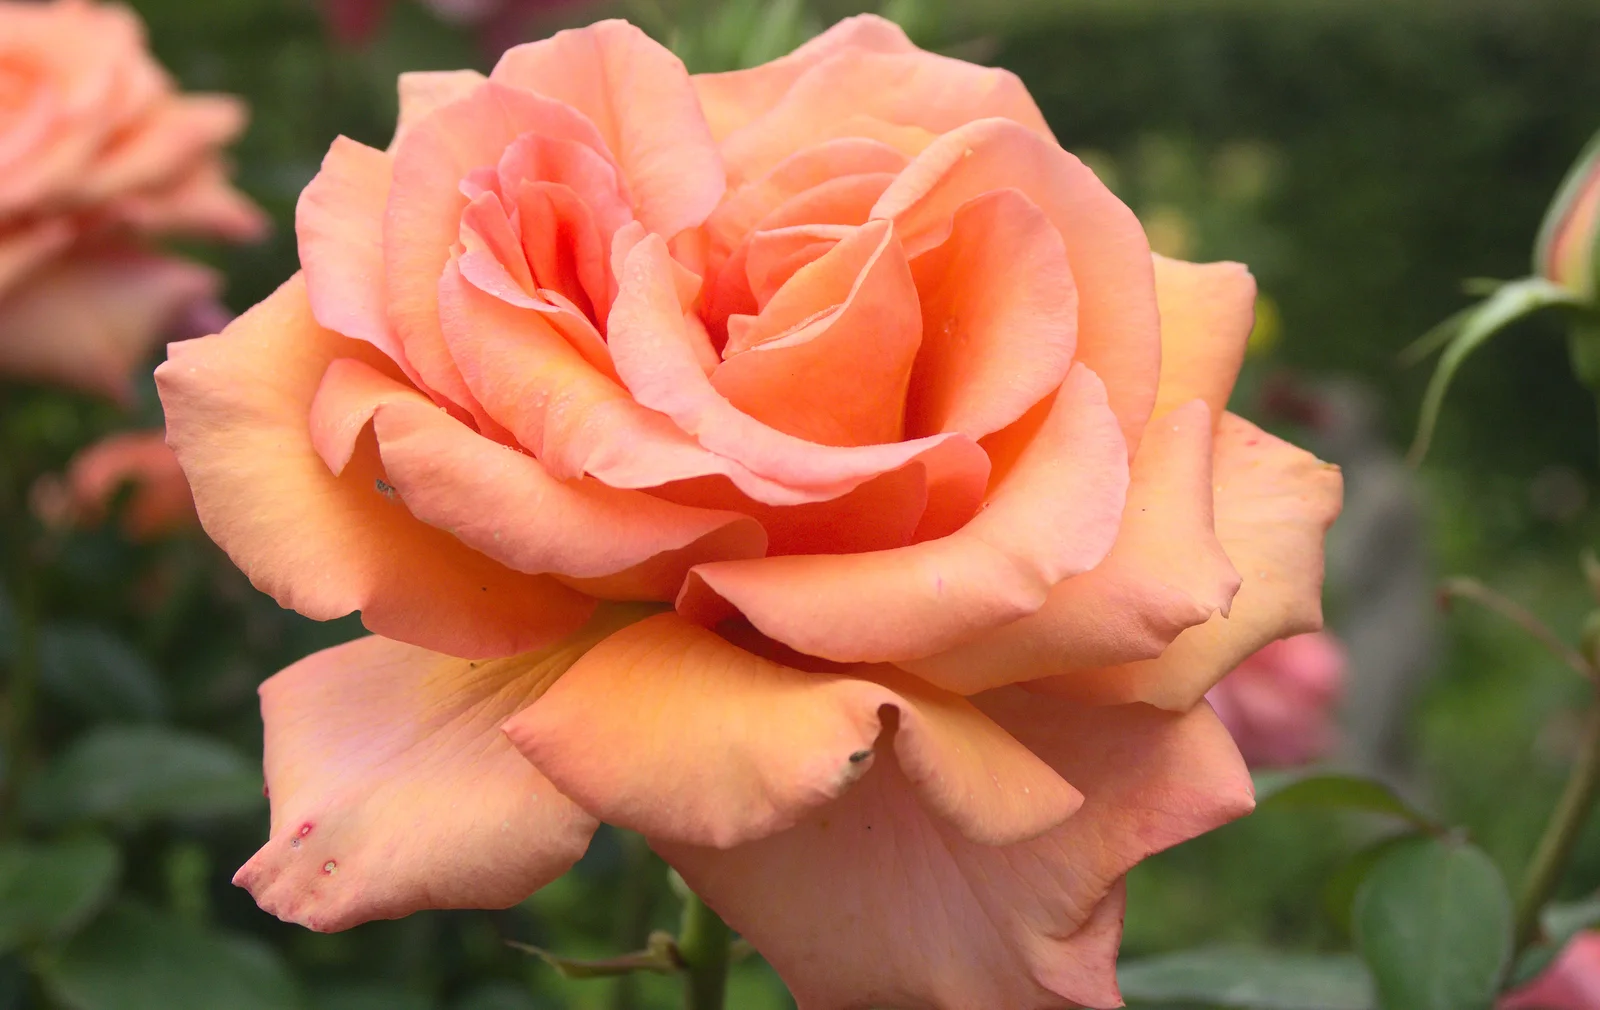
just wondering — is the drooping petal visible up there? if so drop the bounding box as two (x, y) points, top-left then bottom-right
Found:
(1150, 254), (1256, 421)
(692, 15), (918, 141)
(902, 399), (1240, 694)
(874, 118), (1160, 455)
(307, 356), (766, 596)
(234, 610), (653, 931)
(155, 274), (594, 659)
(491, 19), (724, 237)
(677, 365), (1127, 663)
(905, 187), (1077, 441)
(506, 613), (1081, 851)
(1031, 413), (1343, 709)
(659, 689), (1253, 1010)
(0, 249), (216, 402)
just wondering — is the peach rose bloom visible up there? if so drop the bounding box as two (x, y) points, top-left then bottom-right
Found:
(1205, 631), (1345, 768)
(1502, 933), (1600, 1010)
(31, 429), (196, 540)
(0, 0), (265, 400)
(156, 17), (1342, 1008)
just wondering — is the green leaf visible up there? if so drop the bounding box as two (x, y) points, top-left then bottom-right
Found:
(1117, 947), (1375, 1009)
(38, 625), (166, 722)
(1352, 835), (1512, 1010)
(39, 902), (301, 1010)
(0, 837), (120, 954)
(1324, 833), (1427, 937)
(1253, 771), (1441, 831)
(1408, 277), (1584, 465)
(1507, 895), (1600, 987)
(20, 726), (263, 828)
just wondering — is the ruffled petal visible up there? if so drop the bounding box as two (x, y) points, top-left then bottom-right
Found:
(155, 274), (594, 659)
(902, 399), (1240, 693)
(505, 613), (1080, 851)
(659, 689), (1252, 1010)
(491, 19), (724, 237)
(874, 118), (1160, 455)
(307, 356), (766, 596)
(1031, 413), (1343, 709)
(234, 613), (651, 931)
(1151, 254), (1256, 421)
(677, 365), (1127, 663)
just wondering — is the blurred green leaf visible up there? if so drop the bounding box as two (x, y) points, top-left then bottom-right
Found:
(38, 624), (166, 722)
(1253, 771), (1441, 831)
(1117, 947), (1375, 1009)
(1352, 836), (1512, 1010)
(1507, 895), (1600, 987)
(21, 726), (262, 827)
(39, 902), (301, 1010)
(1323, 833), (1425, 937)
(450, 983), (538, 1010)
(0, 837), (119, 954)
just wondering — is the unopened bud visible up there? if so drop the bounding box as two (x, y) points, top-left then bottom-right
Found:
(1536, 128), (1600, 300)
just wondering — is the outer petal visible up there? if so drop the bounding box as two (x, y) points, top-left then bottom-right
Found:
(505, 613), (1081, 850)
(308, 356), (766, 596)
(234, 610), (650, 931)
(692, 15), (917, 142)
(659, 690), (1253, 1010)
(1032, 413), (1343, 709)
(677, 365), (1128, 663)
(1150, 254), (1256, 421)
(154, 274), (594, 659)
(491, 20), (724, 237)
(392, 69), (485, 147)
(874, 119), (1160, 455)
(0, 249), (216, 402)
(902, 399), (1240, 694)
(78, 94), (247, 202)
(0, 218), (75, 301)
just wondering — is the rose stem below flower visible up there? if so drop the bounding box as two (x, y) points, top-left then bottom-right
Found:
(1513, 701), (1600, 954)
(677, 889), (733, 1010)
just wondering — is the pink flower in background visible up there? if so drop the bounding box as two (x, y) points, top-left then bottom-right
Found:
(1502, 933), (1600, 1010)
(31, 429), (196, 541)
(0, 0), (265, 400)
(321, 0), (579, 55)
(1206, 631), (1346, 767)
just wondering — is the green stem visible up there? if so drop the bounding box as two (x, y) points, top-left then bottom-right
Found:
(677, 890), (731, 1010)
(1514, 702), (1600, 951)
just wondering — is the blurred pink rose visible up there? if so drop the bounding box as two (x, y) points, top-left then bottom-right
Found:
(1206, 631), (1345, 767)
(321, 0), (579, 55)
(1502, 933), (1600, 1010)
(0, 0), (265, 400)
(31, 429), (196, 541)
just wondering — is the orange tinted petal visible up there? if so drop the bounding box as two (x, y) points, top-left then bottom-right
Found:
(678, 365), (1127, 663)
(155, 275), (594, 659)
(234, 616), (648, 930)
(875, 119), (1160, 455)
(1033, 413), (1343, 709)
(903, 399), (1240, 693)
(392, 69), (484, 147)
(1151, 254), (1256, 421)
(505, 613), (1079, 850)
(491, 20), (723, 237)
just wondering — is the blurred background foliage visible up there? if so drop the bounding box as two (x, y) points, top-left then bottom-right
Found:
(6, 0), (1600, 1007)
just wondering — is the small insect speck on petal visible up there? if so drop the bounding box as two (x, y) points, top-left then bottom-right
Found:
(374, 478), (398, 501)
(290, 838), (300, 849)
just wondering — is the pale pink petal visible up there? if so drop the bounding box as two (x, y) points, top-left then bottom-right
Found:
(874, 118), (1160, 455)
(491, 20), (724, 237)
(659, 689), (1252, 1010)
(505, 613), (1081, 851)
(109, 159), (268, 242)
(0, 219), (74, 301)
(155, 274), (595, 659)
(677, 365), (1127, 663)
(1032, 413), (1343, 709)
(77, 94), (246, 202)
(1501, 932), (1600, 1010)
(902, 399), (1240, 694)
(392, 69), (485, 147)
(1151, 254), (1256, 421)
(235, 616), (653, 930)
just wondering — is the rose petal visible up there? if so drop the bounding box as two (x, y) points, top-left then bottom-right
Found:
(234, 611), (651, 931)
(505, 613), (1081, 850)
(874, 118), (1161, 455)
(155, 274), (594, 659)
(1031, 413), (1343, 709)
(491, 19), (724, 237)
(677, 364), (1127, 663)
(0, 218), (74, 301)
(307, 356), (766, 594)
(392, 69), (485, 147)
(1151, 254), (1256, 421)
(659, 689), (1252, 1010)
(78, 94), (246, 202)
(902, 399), (1240, 693)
